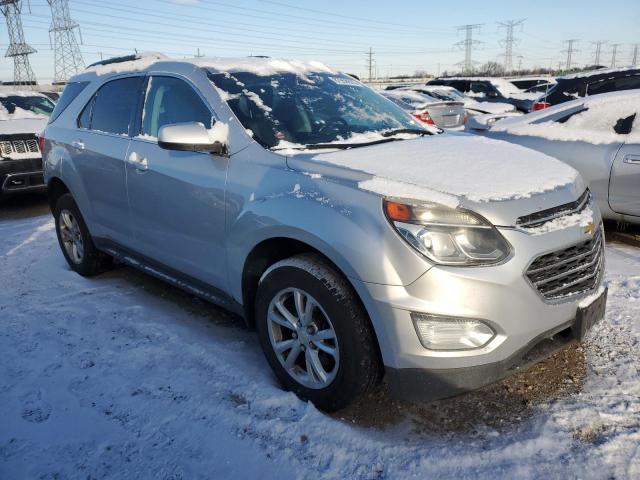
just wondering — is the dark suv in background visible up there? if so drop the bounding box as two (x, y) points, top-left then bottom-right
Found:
(426, 78), (536, 112)
(535, 67), (640, 109)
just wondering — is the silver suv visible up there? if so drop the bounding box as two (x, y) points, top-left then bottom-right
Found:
(42, 54), (607, 411)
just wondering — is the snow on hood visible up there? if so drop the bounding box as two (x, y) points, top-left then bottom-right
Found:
(0, 117), (47, 135)
(288, 134), (578, 207)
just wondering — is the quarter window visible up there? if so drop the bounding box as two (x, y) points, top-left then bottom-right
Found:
(141, 76), (213, 138)
(81, 77), (142, 135)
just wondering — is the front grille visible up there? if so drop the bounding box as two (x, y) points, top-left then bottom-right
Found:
(526, 227), (603, 301)
(0, 137), (40, 157)
(517, 189), (591, 229)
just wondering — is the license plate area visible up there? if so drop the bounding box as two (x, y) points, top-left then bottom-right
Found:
(572, 287), (607, 341)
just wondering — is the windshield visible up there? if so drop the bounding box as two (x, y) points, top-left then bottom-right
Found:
(207, 70), (423, 149)
(420, 88), (463, 102)
(0, 95), (55, 117)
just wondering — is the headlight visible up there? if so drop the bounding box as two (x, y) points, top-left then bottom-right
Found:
(384, 199), (512, 266)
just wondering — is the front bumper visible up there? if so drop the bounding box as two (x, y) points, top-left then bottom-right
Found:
(0, 157), (44, 194)
(356, 224), (606, 402)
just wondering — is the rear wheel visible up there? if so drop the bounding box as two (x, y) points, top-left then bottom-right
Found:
(54, 193), (112, 276)
(255, 253), (381, 411)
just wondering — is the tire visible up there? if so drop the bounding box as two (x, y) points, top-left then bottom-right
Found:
(53, 193), (112, 276)
(255, 253), (381, 412)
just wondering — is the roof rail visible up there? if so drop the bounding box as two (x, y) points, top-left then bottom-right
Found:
(86, 52), (168, 69)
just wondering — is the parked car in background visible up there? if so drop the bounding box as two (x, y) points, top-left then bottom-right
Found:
(534, 67), (640, 110)
(476, 90), (640, 224)
(40, 91), (60, 102)
(381, 89), (466, 128)
(426, 77), (539, 112)
(401, 85), (516, 115)
(507, 76), (556, 91)
(43, 54), (606, 411)
(0, 91), (55, 198)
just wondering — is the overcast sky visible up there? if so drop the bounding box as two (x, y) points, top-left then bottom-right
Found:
(1, 0), (638, 83)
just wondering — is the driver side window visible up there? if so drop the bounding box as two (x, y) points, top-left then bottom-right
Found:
(141, 76), (213, 138)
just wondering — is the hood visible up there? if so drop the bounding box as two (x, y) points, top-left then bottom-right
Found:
(0, 117), (47, 136)
(284, 134), (584, 226)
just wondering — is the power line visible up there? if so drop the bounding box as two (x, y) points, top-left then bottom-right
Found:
(591, 40), (606, 65)
(610, 43), (621, 68)
(562, 39), (579, 70)
(47, 0), (84, 83)
(498, 18), (524, 73)
(455, 24), (482, 74)
(0, 0), (37, 86)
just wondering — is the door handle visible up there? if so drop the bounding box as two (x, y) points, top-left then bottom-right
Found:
(128, 151), (148, 172)
(71, 140), (84, 150)
(623, 154), (640, 165)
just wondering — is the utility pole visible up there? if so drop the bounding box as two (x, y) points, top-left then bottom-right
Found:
(366, 47), (374, 82)
(47, 0), (84, 83)
(562, 39), (579, 70)
(592, 40), (606, 65)
(0, 0), (36, 87)
(498, 19), (524, 73)
(632, 44), (639, 67)
(610, 43), (621, 68)
(455, 24), (482, 74)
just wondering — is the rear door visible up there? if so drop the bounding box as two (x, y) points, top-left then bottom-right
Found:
(72, 76), (142, 246)
(125, 74), (229, 289)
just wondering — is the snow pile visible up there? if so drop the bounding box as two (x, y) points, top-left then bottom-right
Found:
(0, 117), (47, 135)
(298, 134), (578, 205)
(492, 90), (640, 144)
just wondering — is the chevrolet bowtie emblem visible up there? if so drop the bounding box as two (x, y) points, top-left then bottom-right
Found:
(584, 222), (596, 235)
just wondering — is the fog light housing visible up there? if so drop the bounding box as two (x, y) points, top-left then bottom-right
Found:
(411, 312), (496, 350)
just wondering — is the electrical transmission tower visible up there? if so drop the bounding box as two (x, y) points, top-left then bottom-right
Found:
(610, 43), (621, 68)
(366, 47), (374, 82)
(498, 19), (524, 73)
(592, 40), (606, 65)
(455, 24), (482, 74)
(632, 44), (639, 67)
(0, 0), (36, 87)
(48, 0), (84, 83)
(562, 39), (579, 70)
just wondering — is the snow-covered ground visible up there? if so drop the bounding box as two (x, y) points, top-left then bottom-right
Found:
(1, 213), (639, 479)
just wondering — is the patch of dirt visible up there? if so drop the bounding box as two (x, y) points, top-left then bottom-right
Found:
(335, 343), (586, 433)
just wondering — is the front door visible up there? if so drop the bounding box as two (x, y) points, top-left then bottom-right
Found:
(125, 75), (229, 289)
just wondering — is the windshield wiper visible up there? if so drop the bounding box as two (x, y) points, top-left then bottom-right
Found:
(381, 128), (433, 137)
(305, 137), (402, 150)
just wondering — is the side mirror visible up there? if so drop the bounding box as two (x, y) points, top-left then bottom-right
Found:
(158, 122), (228, 155)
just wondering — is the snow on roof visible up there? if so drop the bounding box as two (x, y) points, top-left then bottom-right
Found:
(193, 57), (333, 76)
(491, 90), (640, 144)
(82, 52), (334, 77)
(559, 66), (640, 80)
(381, 89), (438, 106)
(302, 134), (578, 205)
(84, 52), (169, 76)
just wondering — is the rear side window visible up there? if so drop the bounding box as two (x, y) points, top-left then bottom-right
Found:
(81, 77), (142, 135)
(49, 81), (89, 123)
(141, 76), (213, 138)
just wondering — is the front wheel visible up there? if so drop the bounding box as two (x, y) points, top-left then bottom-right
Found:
(255, 254), (381, 411)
